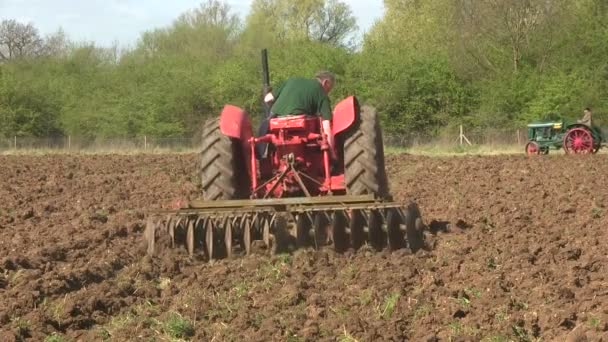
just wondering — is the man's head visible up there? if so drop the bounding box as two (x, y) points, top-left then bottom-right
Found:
(315, 71), (335, 94)
(585, 107), (592, 114)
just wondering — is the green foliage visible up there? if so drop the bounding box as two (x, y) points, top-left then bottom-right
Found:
(44, 333), (65, 342)
(380, 292), (400, 319)
(164, 312), (195, 339)
(2, 0), (608, 139)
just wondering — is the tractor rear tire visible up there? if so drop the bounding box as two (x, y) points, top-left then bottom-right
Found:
(343, 105), (389, 198)
(200, 118), (248, 200)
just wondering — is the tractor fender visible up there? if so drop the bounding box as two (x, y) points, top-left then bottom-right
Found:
(219, 105), (253, 178)
(219, 105), (253, 141)
(333, 96), (360, 135)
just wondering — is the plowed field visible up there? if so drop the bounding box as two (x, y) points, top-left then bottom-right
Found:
(1, 154), (607, 341)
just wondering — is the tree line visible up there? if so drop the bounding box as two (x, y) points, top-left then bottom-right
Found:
(1, 0), (606, 139)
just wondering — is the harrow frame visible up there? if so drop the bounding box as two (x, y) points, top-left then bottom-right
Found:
(145, 195), (424, 260)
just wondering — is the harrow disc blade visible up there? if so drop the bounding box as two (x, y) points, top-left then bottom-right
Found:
(205, 220), (214, 261)
(296, 214), (312, 248)
(313, 213), (330, 249)
(272, 215), (290, 254)
(368, 210), (385, 251)
(168, 216), (176, 248)
(243, 218), (252, 255)
(262, 216), (271, 249)
(404, 202), (425, 252)
(386, 208), (404, 251)
(350, 210), (365, 250)
(145, 217), (157, 256)
(224, 219), (233, 259)
(331, 211), (349, 253)
(186, 220), (195, 257)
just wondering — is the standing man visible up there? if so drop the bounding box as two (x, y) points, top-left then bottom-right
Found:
(258, 71), (336, 158)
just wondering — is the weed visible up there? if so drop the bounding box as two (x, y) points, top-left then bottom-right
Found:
(12, 316), (30, 336)
(340, 264), (357, 279)
(330, 306), (351, 320)
(258, 260), (285, 283)
(591, 207), (603, 219)
(510, 298), (528, 311)
(588, 316), (601, 329)
(251, 312), (265, 329)
(482, 334), (510, 342)
(512, 325), (532, 342)
(412, 303), (432, 320)
(97, 327), (111, 341)
(380, 292), (400, 319)
(358, 289), (373, 306)
(338, 326), (359, 342)
(465, 287), (481, 299)
(286, 334), (303, 342)
(487, 257), (498, 270)
(456, 296), (471, 307)
(275, 253), (292, 265)
(47, 298), (67, 323)
(449, 321), (463, 336)
(157, 277), (171, 290)
(44, 333), (65, 342)
(108, 312), (134, 330)
(233, 281), (249, 298)
(164, 312), (194, 339)
(494, 307), (510, 322)
(8, 269), (25, 284)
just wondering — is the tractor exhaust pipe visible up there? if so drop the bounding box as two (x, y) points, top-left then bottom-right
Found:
(261, 48), (271, 118)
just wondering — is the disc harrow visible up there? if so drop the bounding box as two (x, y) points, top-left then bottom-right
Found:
(144, 195), (425, 260)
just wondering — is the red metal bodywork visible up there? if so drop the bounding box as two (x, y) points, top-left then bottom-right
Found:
(332, 96), (359, 135)
(219, 104), (253, 180)
(218, 96), (360, 199)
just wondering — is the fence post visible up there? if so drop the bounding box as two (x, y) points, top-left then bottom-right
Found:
(14, 136), (16, 149)
(457, 125), (472, 146)
(460, 125), (463, 145)
(68, 135), (71, 150)
(144, 135), (147, 150)
(516, 129), (521, 145)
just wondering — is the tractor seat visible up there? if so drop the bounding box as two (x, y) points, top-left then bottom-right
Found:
(268, 115), (319, 132)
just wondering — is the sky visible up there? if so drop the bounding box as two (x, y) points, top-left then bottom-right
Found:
(0, 0), (384, 47)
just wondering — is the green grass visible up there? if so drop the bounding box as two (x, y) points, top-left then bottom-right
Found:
(588, 316), (601, 329)
(164, 312), (195, 339)
(0, 147), (197, 156)
(358, 289), (373, 306)
(380, 292), (400, 319)
(386, 143), (525, 156)
(2, 140), (529, 157)
(44, 333), (65, 342)
(482, 334), (510, 342)
(412, 303), (432, 320)
(338, 327), (360, 342)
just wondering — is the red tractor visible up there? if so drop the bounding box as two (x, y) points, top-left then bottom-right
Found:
(145, 50), (424, 259)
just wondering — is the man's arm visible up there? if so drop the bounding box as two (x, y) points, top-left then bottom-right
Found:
(266, 82), (285, 103)
(318, 96), (335, 157)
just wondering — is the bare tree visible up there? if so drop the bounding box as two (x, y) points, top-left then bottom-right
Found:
(453, 0), (562, 73)
(0, 19), (44, 60)
(310, 0), (358, 45)
(247, 0), (358, 47)
(42, 28), (69, 57)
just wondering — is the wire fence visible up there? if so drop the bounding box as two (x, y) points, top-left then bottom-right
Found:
(0, 127), (528, 153)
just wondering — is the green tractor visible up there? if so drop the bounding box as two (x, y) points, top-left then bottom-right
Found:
(525, 118), (604, 155)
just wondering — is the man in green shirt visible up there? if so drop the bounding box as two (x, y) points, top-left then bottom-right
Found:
(258, 71), (336, 158)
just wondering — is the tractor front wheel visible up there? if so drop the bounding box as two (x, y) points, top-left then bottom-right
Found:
(563, 127), (594, 154)
(525, 141), (541, 156)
